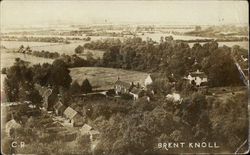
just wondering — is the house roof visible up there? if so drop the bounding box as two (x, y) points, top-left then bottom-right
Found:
(81, 124), (92, 132)
(35, 84), (52, 98)
(114, 80), (131, 89)
(130, 87), (142, 94)
(89, 130), (100, 135)
(6, 119), (21, 130)
(54, 101), (65, 110)
(64, 107), (78, 119)
(147, 73), (162, 81)
(190, 70), (207, 78)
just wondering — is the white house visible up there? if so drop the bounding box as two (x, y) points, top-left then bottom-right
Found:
(166, 93), (182, 104)
(144, 74), (154, 86)
(185, 70), (208, 86)
(80, 124), (100, 142)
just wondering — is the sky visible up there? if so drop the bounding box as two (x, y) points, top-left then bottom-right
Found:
(0, 0), (249, 28)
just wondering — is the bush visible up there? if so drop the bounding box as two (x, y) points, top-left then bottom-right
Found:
(1, 67), (7, 74)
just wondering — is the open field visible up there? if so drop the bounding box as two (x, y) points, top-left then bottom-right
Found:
(1, 40), (105, 59)
(1, 40), (60, 49)
(1, 49), (54, 69)
(70, 67), (149, 90)
(31, 41), (105, 58)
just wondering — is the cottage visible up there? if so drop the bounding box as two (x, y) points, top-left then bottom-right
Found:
(63, 107), (84, 127)
(166, 93), (182, 104)
(144, 74), (154, 86)
(80, 124), (100, 141)
(185, 70), (208, 86)
(5, 119), (21, 137)
(129, 87), (143, 100)
(53, 101), (66, 116)
(114, 78), (133, 95)
(35, 84), (53, 110)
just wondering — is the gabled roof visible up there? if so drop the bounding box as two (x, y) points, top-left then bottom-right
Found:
(64, 107), (78, 119)
(146, 73), (160, 81)
(130, 87), (142, 94)
(54, 101), (65, 110)
(114, 80), (131, 89)
(189, 70), (207, 78)
(89, 130), (100, 135)
(34, 84), (52, 98)
(81, 124), (92, 131)
(6, 119), (21, 130)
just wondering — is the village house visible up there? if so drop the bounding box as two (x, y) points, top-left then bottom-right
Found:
(129, 87), (141, 100)
(5, 118), (21, 137)
(144, 74), (157, 86)
(184, 70), (208, 86)
(114, 77), (134, 95)
(53, 100), (66, 116)
(35, 84), (53, 111)
(80, 124), (100, 142)
(166, 92), (183, 104)
(63, 107), (85, 127)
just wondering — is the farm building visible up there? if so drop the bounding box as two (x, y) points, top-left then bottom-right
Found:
(166, 92), (182, 104)
(35, 84), (55, 110)
(53, 101), (66, 116)
(80, 124), (100, 141)
(144, 74), (159, 86)
(114, 77), (133, 95)
(5, 119), (21, 137)
(144, 74), (154, 86)
(129, 87), (143, 100)
(63, 107), (84, 127)
(184, 70), (208, 86)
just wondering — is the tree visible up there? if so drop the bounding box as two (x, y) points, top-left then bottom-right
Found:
(75, 45), (84, 54)
(4, 59), (33, 101)
(195, 26), (202, 31)
(70, 81), (81, 94)
(206, 47), (242, 87)
(81, 79), (92, 94)
(48, 59), (72, 89)
(1, 67), (7, 74)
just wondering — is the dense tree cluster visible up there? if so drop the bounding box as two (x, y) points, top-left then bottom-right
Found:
(84, 37), (246, 87)
(1, 36), (69, 43)
(74, 45), (84, 54)
(4, 59), (72, 105)
(4, 58), (42, 106)
(17, 45), (60, 59)
(67, 91), (222, 154)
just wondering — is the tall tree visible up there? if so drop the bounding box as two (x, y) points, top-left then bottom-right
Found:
(81, 79), (92, 94)
(70, 81), (81, 95)
(48, 59), (72, 89)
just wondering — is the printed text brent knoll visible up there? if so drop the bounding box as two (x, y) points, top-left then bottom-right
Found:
(158, 142), (220, 150)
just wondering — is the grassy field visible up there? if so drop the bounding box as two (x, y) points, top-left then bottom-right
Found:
(70, 67), (149, 90)
(1, 40), (105, 59)
(1, 49), (54, 69)
(1, 41), (60, 49)
(31, 41), (104, 58)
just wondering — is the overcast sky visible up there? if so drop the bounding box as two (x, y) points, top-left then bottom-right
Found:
(1, 0), (248, 27)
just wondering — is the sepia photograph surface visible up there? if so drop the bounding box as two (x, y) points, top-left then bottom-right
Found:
(0, 0), (249, 154)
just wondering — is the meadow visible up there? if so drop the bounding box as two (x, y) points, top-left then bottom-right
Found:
(1, 40), (105, 61)
(0, 41), (60, 49)
(30, 41), (105, 58)
(1, 49), (54, 69)
(69, 67), (149, 90)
